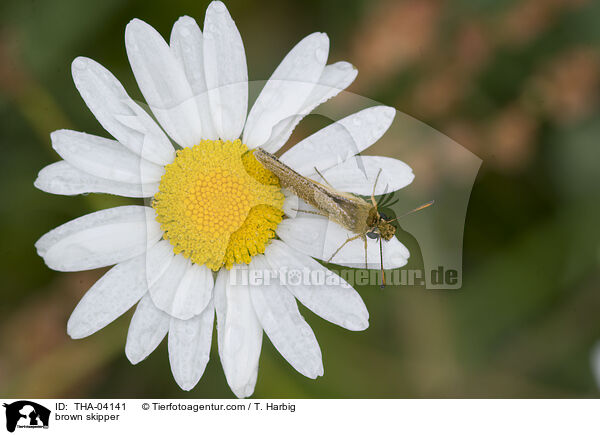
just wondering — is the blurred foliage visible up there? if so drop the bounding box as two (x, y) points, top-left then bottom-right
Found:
(1, 0), (599, 398)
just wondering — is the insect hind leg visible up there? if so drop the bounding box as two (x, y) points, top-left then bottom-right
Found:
(364, 235), (368, 270)
(327, 233), (363, 263)
(314, 166), (334, 188)
(291, 208), (328, 217)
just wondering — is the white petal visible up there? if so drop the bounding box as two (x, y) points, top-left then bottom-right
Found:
(51, 130), (165, 184)
(68, 241), (173, 340)
(168, 301), (215, 390)
(143, 239), (176, 288)
(263, 240), (369, 331)
(214, 268), (262, 398)
(249, 255), (323, 378)
(125, 19), (203, 147)
(148, 252), (213, 320)
(203, 1), (247, 140)
(149, 254), (188, 316)
(171, 263), (214, 320)
(261, 61), (358, 153)
(276, 215), (409, 270)
(316, 156), (414, 196)
(67, 253), (149, 339)
(213, 270), (227, 353)
(170, 16), (218, 140)
(281, 106), (396, 175)
(71, 56), (175, 165)
(125, 293), (170, 364)
(35, 206), (162, 272)
(255, 114), (304, 153)
(304, 62), (358, 113)
(282, 189), (300, 218)
(243, 32), (329, 147)
(34, 161), (159, 198)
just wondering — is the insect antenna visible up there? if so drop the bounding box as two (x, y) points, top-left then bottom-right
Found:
(385, 200), (435, 224)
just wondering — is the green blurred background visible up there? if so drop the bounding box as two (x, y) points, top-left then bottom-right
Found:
(1, 0), (599, 398)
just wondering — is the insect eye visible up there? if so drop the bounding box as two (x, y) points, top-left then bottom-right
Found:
(366, 230), (379, 239)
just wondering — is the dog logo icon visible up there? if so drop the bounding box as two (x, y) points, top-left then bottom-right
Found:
(3, 401), (50, 432)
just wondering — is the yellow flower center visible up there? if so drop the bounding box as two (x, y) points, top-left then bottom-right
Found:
(152, 139), (284, 271)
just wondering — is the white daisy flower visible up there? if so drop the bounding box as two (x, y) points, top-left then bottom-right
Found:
(35, 1), (414, 397)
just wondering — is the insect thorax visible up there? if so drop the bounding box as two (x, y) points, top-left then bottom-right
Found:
(366, 207), (396, 241)
(366, 208), (379, 228)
